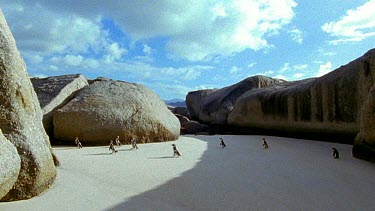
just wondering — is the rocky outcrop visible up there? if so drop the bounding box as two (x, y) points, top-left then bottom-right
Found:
(169, 106), (190, 119)
(31, 74), (89, 136)
(181, 121), (210, 135)
(353, 79), (375, 161)
(0, 130), (20, 199)
(186, 89), (217, 121)
(175, 114), (190, 125)
(0, 10), (56, 201)
(229, 49), (375, 159)
(53, 80), (180, 144)
(199, 76), (285, 124)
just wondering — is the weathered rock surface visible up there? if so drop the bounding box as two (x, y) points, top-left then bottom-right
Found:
(175, 114), (190, 125)
(0, 130), (20, 199)
(53, 80), (180, 144)
(187, 76), (285, 124)
(353, 71), (375, 161)
(0, 10), (56, 201)
(31, 74), (89, 136)
(229, 49), (375, 159)
(169, 106), (190, 119)
(186, 89), (217, 121)
(181, 120), (210, 135)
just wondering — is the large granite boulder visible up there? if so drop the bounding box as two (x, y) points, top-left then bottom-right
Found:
(31, 74), (89, 137)
(0, 10), (56, 201)
(53, 80), (180, 144)
(229, 49), (375, 159)
(197, 76), (285, 124)
(0, 130), (21, 199)
(186, 89), (217, 121)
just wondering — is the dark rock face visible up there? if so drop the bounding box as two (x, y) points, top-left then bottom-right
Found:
(229, 49), (375, 161)
(169, 106), (190, 119)
(354, 61), (375, 161)
(31, 74), (89, 137)
(181, 121), (210, 135)
(53, 80), (180, 144)
(186, 89), (217, 121)
(0, 10), (56, 201)
(175, 114), (190, 125)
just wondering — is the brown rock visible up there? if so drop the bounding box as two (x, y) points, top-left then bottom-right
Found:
(354, 81), (375, 161)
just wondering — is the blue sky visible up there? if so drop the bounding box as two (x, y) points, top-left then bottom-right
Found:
(1, 0), (375, 100)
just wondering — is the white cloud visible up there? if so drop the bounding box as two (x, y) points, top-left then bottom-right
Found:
(288, 28), (303, 44)
(322, 0), (375, 44)
(8, 8), (104, 54)
(104, 42), (127, 63)
(279, 63), (290, 73)
(230, 66), (240, 74)
(292, 73), (304, 79)
(27, 54), (43, 64)
(255, 70), (274, 77)
(143, 44), (152, 55)
(49, 65), (58, 71)
(274, 74), (287, 80)
(248, 62), (257, 68)
(316, 61), (332, 77)
(324, 52), (337, 56)
(161, 65), (214, 81)
(3, 0), (297, 62)
(31, 73), (48, 78)
(278, 63), (308, 73)
(64, 55), (84, 66)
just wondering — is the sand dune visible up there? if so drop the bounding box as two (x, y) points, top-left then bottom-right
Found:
(1, 135), (374, 211)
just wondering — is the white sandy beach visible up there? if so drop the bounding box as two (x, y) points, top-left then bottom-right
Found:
(1, 135), (374, 211)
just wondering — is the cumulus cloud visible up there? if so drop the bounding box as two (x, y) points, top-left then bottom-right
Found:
(288, 29), (303, 44)
(2, 0), (297, 62)
(143, 44), (152, 55)
(248, 62), (257, 68)
(161, 65), (214, 81)
(322, 0), (375, 44)
(230, 66), (240, 74)
(3, 4), (105, 54)
(293, 73), (304, 79)
(256, 63), (308, 80)
(104, 42), (127, 63)
(316, 61), (332, 77)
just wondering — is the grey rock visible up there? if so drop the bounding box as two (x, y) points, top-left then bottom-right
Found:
(53, 80), (180, 144)
(229, 49), (375, 157)
(0, 10), (56, 201)
(181, 121), (209, 134)
(31, 74), (89, 136)
(169, 106), (190, 119)
(198, 75), (285, 124)
(0, 130), (20, 199)
(186, 89), (217, 121)
(175, 114), (190, 125)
